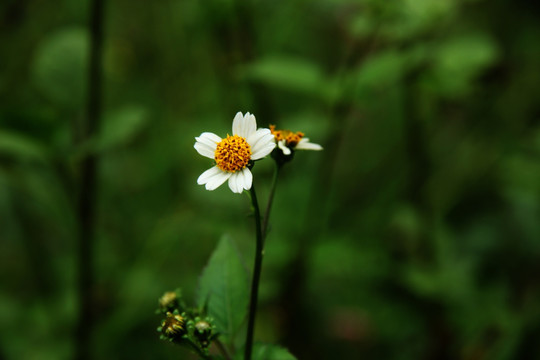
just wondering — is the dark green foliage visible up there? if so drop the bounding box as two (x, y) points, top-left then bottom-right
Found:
(2, 0), (540, 359)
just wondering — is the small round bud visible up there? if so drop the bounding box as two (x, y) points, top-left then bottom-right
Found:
(159, 291), (179, 311)
(194, 320), (213, 348)
(161, 312), (185, 340)
(195, 320), (211, 333)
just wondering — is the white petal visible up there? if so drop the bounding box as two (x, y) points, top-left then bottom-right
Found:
(205, 171), (231, 191)
(194, 132), (220, 159)
(197, 166), (222, 185)
(252, 145), (276, 160)
(231, 112), (244, 136)
(246, 128), (271, 149)
(232, 111), (256, 138)
(296, 138), (323, 151)
(245, 113), (257, 136)
(196, 132), (221, 146)
(251, 133), (276, 160)
(197, 166), (232, 191)
(241, 168), (253, 191)
(278, 140), (291, 155)
(236, 171), (245, 191)
(194, 142), (216, 159)
(228, 172), (242, 193)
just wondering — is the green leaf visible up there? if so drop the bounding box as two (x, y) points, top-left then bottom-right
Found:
(73, 105), (149, 158)
(356, 50), (408, 88)
(242, 56), (335, 100)
(96, 106), (149, 150)
(429, 33), (499, 96)
(435, 34), (498, 76)
(32, 27), (89, 108)
(0, 130), (49, 162)
(234, 344), (297, 360)
(197, 235), (249, 344)
(253, 345), (297, 360)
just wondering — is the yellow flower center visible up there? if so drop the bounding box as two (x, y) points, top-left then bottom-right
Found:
(215, 135), (252, 172)
(270, 125), (304, 147)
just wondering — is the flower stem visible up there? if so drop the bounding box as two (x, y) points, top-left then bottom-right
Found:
(187, 341), (210, 360)
(244, 164), (281, 360)
(262, 163), (281, 239)
(215, 338), (232, 360)
(245, 182), (263, 360)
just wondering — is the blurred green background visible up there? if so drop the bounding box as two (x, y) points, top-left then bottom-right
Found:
(2, 0), (540, 359)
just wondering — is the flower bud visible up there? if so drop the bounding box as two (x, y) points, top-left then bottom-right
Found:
(193, 320), (214, 348)
(159, 291), (179, 312)
(159, 312), (185, 341)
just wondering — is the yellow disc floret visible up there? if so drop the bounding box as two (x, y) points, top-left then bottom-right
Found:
(270, 125), (304, 147)
(214, 135), (252, 172)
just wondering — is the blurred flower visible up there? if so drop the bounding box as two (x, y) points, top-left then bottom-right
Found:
(194, 112), (275, 193)
(269, 125), (323, 156)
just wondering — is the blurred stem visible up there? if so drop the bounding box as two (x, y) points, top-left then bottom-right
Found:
(75, 0), (104, 359)
(245, 182), (263, 360)
(215, 338), (232, 360)
(262, 163), (281, 239)
(187, 341), (210, 360)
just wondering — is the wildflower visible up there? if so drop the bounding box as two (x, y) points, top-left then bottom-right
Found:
(194, 112), (276, 193)
(269, 125), (323, 156)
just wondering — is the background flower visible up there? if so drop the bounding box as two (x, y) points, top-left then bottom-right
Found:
(270, 125), (323, 155)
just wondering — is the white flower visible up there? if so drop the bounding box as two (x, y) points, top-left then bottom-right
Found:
(269, 125), (323, 155)
(194, 112), (276, 193)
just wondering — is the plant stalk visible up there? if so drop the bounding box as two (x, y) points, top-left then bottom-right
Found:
(188, 341), (211, 360)
(262, 163), (280, 239)
(245, 182), (264, 360)
(75, 0), (104, 359)
(215, 338), (232, 360)
(244, 163), (280, 360)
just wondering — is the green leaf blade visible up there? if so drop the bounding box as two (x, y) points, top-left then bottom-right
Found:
(234, 344), (297, 360)
(197, 236), (249, 345)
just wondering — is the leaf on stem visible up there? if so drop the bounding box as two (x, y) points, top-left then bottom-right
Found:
(197, 235), (249, 346)
(234, 344), (297, 360)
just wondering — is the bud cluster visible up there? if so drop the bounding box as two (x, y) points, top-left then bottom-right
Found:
(156, 290), (217, 356)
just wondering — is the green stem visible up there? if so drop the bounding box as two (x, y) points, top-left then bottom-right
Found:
(244, 164), (280, 360)
(76, 0), (104, 358)
(262, 163), (280, 239)
(187, 341), (210, 360)
(215, 338), (232, 360)
(245, 182), (263, 360)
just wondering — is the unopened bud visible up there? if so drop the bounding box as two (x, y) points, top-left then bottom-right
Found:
(159, 291), (179, 311)
(194, 320), (213, 347)
(160, 312), (185, 340)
